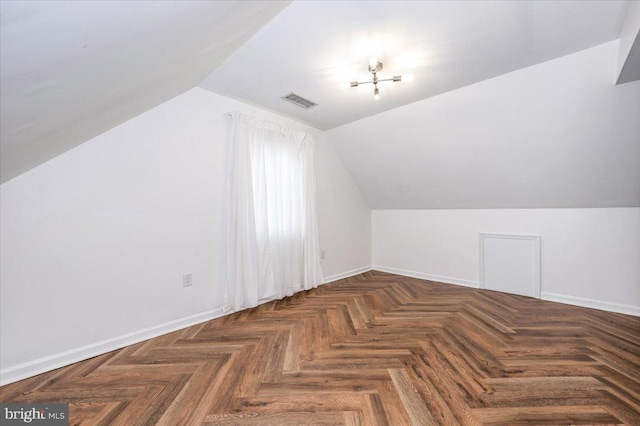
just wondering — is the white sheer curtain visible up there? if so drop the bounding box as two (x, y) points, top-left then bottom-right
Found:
(224, 112), (323, 312)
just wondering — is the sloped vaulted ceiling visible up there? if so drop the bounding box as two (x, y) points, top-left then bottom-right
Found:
(198, 0), (638, 210)
(0, 0), (289, 184)
(200, 1), (630, 130)
(2, 0), (638, 208)
(326, 44), (640, 210)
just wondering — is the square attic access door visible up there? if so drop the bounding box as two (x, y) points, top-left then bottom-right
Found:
(479, 233), (541, 298)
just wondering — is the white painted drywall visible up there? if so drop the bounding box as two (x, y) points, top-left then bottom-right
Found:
(0, 1), (290, 184)
(328, 41), (640, 209)
(0, 87), (371, 378)
(315, 132), (372, 280)
(373, 208), (640, 315)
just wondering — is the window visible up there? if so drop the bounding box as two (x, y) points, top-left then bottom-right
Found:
(224, 112), (323, 312)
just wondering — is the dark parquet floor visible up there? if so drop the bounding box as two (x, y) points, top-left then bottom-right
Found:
(1, 271), (639, 425)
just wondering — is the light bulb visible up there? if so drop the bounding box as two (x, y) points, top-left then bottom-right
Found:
(369, 56), (378, 68)
(404, 73), (414, 82)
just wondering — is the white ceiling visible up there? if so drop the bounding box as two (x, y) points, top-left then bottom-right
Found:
(1, 0), (635, 193)
(0, 0), (289, 183)
(327, 40), (640, 209)
(200, 0), (630, 131)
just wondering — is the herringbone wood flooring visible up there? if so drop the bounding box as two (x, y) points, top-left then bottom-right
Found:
(2, 271), (639, 425)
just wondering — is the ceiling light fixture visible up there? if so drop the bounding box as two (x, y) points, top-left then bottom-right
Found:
(350, 57), (405, 100)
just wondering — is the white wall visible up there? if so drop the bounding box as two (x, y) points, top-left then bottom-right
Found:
(373, 208), (640, 316)
(0, 87), (371, 384)
(316, 134), (371, 280)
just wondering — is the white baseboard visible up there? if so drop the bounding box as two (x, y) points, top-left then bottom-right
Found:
(7, 268), (634, 387)
(0, 308), (225, 386)
(0, 265), (374, 386)
(372, 265), (480, 288)
(371, 266), (639, 317)
(323, 265), (373, 284)
(541, 292), (640, 317)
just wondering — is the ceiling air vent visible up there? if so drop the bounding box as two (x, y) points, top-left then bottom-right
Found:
(281, 92), (318, 109)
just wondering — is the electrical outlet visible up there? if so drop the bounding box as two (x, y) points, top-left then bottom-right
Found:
(183, 273), (193, 287)
(321, 250), (326, 260)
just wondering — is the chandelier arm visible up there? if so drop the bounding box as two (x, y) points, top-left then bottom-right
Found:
(349, 60), (405, 98)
